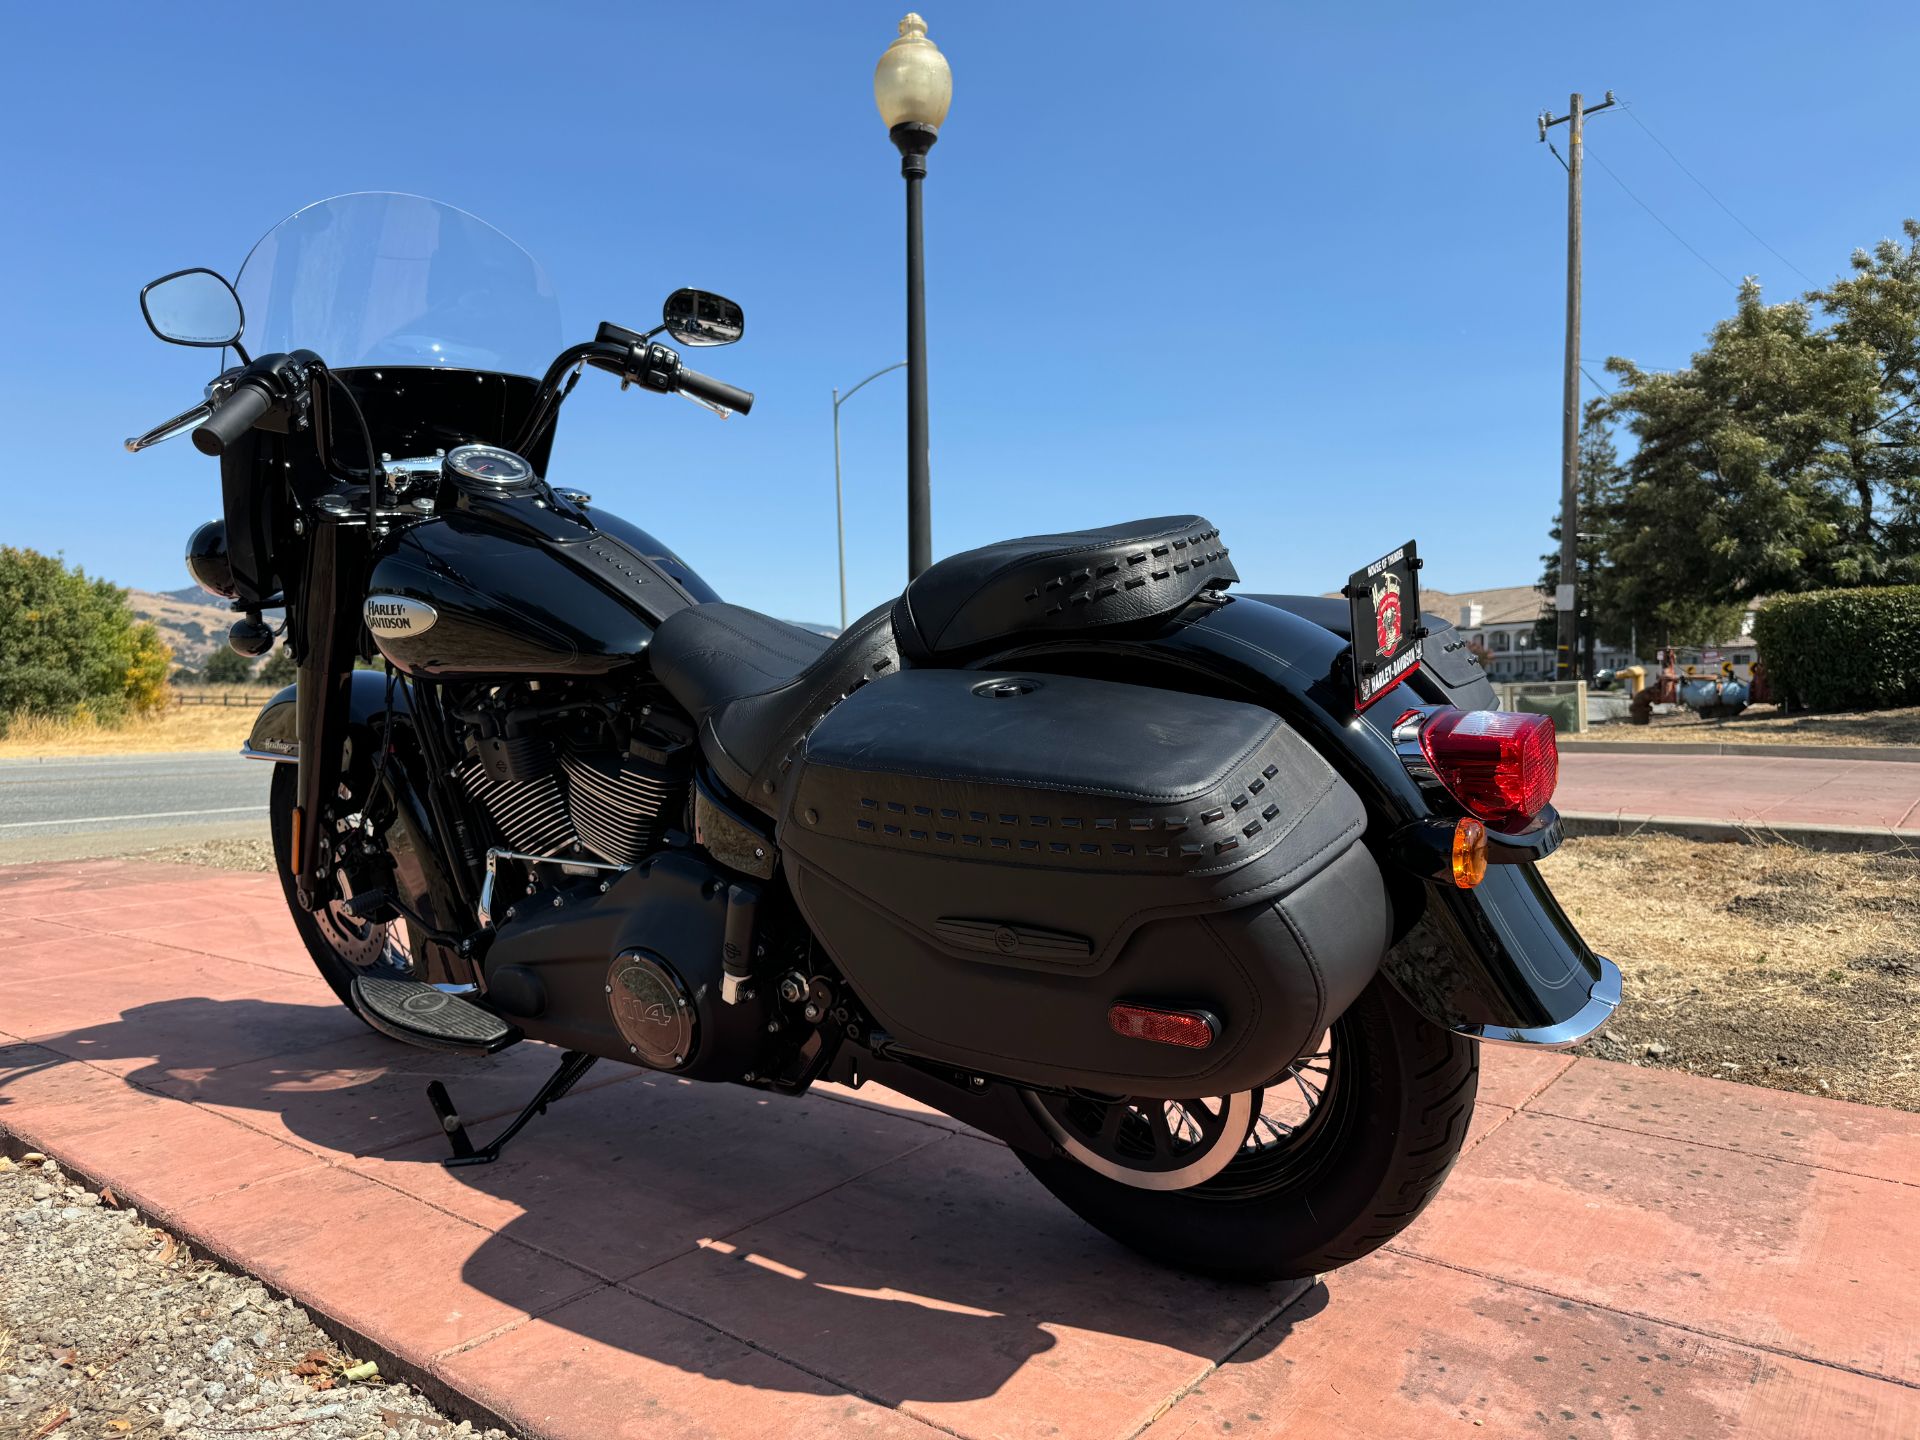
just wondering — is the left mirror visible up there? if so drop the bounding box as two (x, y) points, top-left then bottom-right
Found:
(140, 268), (243, 347)
(662, 287), (744, 347)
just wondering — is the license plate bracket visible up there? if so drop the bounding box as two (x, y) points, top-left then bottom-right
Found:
(1345, 540), (1424, 710)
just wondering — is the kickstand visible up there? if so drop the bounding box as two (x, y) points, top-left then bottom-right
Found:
(426, 1049), (598, 1168)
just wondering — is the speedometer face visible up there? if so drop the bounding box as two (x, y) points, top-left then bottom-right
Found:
(446, 444), (534, 486)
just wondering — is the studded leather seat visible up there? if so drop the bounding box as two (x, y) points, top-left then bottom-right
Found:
(648, 516), (1234, 813)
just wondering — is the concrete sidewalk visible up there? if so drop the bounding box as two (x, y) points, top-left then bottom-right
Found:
(1557, 749), (1920, 833)
(2, 860), (1916, 1438)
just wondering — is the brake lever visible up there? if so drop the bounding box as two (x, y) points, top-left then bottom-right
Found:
(125, 400), (215, 453)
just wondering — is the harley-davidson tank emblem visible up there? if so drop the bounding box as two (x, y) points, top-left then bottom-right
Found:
(1370, 570), (1403, 657)
(363, 595), (438, 637)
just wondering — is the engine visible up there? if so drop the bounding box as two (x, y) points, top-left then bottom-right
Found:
(449, 679), (830, 1090)
(448, 680), (693, 869)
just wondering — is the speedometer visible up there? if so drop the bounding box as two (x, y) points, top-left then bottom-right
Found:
(445, 444), (534, 487)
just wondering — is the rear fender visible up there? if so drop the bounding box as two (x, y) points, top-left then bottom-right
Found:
(988, 595), (1617, 1047)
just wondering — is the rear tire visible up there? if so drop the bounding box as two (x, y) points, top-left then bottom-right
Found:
(1017, 975), (1477, 1281)
(269, 765), (413, 1023)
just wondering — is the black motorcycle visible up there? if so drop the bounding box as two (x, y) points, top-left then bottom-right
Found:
(127, 193), (1617, 1282)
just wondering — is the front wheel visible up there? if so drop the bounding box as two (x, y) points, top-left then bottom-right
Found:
(269, 765), (414, 1021)
(1016, 975), (1477, 1281)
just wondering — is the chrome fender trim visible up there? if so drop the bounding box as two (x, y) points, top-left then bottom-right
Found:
(239, 741), (297, 764)
(1456, 954), (1621, 1050)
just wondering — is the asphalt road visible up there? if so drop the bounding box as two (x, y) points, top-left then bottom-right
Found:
(0, 751), (273, 864)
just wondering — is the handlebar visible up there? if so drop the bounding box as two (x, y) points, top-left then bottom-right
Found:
(674, 365), (754, 416)
(191, 379), (276, 456)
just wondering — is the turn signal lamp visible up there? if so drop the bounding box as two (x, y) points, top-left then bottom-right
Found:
(1418, 709), (1558, 832)
(1451, 817), (1488, 889)
(1109, 1003), (1217, 1050)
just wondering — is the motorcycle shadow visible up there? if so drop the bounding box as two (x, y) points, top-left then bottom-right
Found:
(4, 997), (1326, 1408)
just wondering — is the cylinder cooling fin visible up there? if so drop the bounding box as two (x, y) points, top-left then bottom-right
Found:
(560, 749), (681, 865)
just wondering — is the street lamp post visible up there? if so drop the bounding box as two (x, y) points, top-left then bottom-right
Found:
(873, 13), (951, 580)
(832, 360), (907, 631)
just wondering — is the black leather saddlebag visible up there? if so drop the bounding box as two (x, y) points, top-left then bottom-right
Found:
(776, 669), (1386, 1097)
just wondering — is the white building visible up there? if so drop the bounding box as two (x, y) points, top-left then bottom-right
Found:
(1418, 586), (1640, 683)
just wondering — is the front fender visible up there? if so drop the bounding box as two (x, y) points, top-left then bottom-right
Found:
(241, 670), (407, 767)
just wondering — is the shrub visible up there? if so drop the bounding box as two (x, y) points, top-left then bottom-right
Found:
(0, 547), (174, 731)
(1753, 585), (1920, 710)
(201, 645), (257, 685)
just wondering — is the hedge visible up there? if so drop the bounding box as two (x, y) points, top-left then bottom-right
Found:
(1752, 585), (1920, 711)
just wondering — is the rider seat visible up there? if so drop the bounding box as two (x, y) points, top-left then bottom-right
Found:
(648, 516), (1234, 813)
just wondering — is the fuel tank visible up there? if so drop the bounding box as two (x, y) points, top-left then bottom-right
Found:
(365, 487), (719, 679)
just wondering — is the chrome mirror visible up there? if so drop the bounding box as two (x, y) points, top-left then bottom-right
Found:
(661, 288), (744, 347)
(140, 268), (244, 348)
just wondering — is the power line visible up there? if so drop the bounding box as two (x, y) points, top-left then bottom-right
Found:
(1621, 103), (1817, 286)
(1579, 364), (1613, 394)
(1583, 143), (1740, 289)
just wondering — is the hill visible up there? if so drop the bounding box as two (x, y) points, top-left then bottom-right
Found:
(127, 587), (234, 668)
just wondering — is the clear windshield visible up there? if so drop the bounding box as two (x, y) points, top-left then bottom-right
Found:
(234, 193), (562, 378)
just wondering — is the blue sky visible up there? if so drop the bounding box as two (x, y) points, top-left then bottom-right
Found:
(3, 2), (1916, 623)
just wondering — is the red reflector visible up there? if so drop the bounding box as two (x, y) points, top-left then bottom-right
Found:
(1418, 708), (1558, 832)
(1108, 1003), (1217, 1049)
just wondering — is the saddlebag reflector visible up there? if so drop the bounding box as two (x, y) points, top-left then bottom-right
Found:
(776, 669), (1386, 1098)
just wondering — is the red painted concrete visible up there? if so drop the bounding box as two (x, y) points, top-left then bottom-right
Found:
(2, 858), (1916, 1439)
(1557, 750), (1920, 832)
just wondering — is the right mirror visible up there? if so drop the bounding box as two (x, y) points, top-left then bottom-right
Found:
(661, 288), (744, 347)
(140, 268), (244, 348)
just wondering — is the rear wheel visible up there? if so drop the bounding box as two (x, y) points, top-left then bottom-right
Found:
(1016, 975), (1477, 1281)
(269, 765), (414, 1021)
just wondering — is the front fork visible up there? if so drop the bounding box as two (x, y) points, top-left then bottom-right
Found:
(290, 518), (363, 910)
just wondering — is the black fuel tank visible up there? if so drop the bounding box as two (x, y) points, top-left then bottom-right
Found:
(366, 501), (717, 679)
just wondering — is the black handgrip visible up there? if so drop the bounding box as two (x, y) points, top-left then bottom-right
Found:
(675, 366), (754, 415)
(191, 380), (275, 456)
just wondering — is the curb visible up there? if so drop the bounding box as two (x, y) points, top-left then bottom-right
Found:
(0, 1127), (522, 1440)
(1562, 739), (1920, 764)
(1559, 811), (1920, 854)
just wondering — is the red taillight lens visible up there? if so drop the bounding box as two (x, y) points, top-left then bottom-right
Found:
(1418, 709), (1558, 832)
(1108, 1003), (1217, 1049)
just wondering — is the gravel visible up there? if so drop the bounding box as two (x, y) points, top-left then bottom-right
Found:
(0, 1153), (516, 1440)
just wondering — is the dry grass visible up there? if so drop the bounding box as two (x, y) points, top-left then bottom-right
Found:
(1565, 702), (1920, 747)
(0, 702), (259, 759)
(1540, 834), (1920, 1110)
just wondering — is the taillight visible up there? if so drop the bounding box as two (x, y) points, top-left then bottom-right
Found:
(1417, 709), (1558, 832)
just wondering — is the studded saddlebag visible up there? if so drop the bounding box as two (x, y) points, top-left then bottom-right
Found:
(775, 669), (1386, 1097)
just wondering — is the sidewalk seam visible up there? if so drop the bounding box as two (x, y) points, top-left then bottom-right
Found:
(1384, 1245), (1920, 1392)
(1117, 1284), (1308, 1440)
(1512, 1104), (1920, 1191)
(620, 1129), (959, 1283)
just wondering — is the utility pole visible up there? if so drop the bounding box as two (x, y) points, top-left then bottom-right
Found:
(1539, 89), (1614, 682)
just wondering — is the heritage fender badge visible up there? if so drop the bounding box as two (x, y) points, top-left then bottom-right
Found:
(363, 595), (439, 637)
(1345, 540), (1423, 711)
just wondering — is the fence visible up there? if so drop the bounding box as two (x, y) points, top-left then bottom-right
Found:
(169, 689), (279, 709)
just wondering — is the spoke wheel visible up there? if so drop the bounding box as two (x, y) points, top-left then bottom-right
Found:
(1024, 1089), (1257, 1191)
(1013, 977), (1479, 1281)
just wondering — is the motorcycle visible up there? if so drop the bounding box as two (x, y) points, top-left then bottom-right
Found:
(126, 193), (1617, 1282)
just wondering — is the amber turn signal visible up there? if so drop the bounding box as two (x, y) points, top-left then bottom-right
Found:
(1451, 817), (1487, 889)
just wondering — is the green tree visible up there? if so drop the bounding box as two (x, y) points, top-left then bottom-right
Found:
(0, 546), (173, 725)
(1808, 220), (1920, 570)
(201, 645), (256, 685)
(1538, 401), (1628, 666)
(258, 644), (297, 687)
